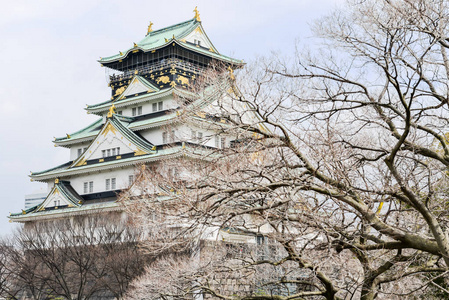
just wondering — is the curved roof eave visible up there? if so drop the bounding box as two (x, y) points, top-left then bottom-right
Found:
(99, 39), (243, 66)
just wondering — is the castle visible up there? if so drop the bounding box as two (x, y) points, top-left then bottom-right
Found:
(9, 9), (244, 224)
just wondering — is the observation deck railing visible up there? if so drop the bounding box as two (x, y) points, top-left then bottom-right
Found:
(109, 58), (204, 84)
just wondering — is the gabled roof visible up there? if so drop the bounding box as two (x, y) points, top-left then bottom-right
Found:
(10, 181), (82, 217)
(99, 18), (243, 66)
(70, 114), (156, 168)
(112, 75), (160, 101)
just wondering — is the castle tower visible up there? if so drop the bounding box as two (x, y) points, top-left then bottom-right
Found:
(10, 11), (244, 223)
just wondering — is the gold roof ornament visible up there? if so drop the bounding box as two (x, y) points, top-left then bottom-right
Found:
(227, 66), (235, 80)
(107, 104), (116, 118)
(119, 51), (123, 56)
(193, 6), (201, 22)
(55, 178), (59, 184)
(133, 42), (138, 47)
(147, 21), (154, 35)
(66, 133), (71, 139)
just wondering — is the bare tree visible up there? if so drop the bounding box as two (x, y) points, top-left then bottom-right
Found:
(122, 0), (449, 299)
(0, 214), (146, 300)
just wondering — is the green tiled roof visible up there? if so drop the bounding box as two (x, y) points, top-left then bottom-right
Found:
(31, 161), (73, 176)
(30, 145), (184, 179)
(100, 18), (198, 63)
(10, 181), (82, 217)
(86, 85), (171, 111)
(99, 18), (243, 65)
(9, 201), (121, 221)
(54, 118), (103, 143)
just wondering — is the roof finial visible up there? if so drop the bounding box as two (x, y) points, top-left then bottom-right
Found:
(193, 6), (201, 22)
(147, 21), (153, 35)
(107, 104), (116, 118)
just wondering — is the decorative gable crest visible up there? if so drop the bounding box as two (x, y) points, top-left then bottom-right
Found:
(183, 24), (217, 53)
(35, 180), (82, 212)
(71, 115), (156, 168)
(116, 76), (159, 101)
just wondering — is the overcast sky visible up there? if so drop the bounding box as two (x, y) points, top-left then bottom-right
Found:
(0, 0), (344, 236)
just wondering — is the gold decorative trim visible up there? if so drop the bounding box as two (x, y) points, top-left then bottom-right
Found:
(176, 75), (189, 85)
(134, 149), (148, 156)
(156, 76), (170, 84)
(107, 104), (116, 118)
(102, 123), (117, 136)
(116, 155), (121, 159)
(193, 6), (201, 21)
(114, 86), (126, 96)
(147, 21), (153, 35)
(75, 156), (87, 167)
(99, 159), (104, 162)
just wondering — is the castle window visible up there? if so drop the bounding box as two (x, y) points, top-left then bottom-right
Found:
(54, 200), (60, 207)
(129, 175), (134, 186)
(84, 181), (93, 193)
(132, 106), (143, 116)
(77, 148), (82, 157)
(215, 136), (219, 148)
(162, 131), (167, 144)
(105, 178), (116, 190)
(103, 147), (120, 157)
(152, 101), (163, 112)
(198, 132), (203, 143)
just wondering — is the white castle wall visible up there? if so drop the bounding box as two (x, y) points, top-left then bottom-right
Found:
(69, 166), (136, 195)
